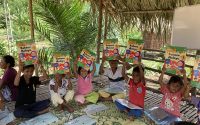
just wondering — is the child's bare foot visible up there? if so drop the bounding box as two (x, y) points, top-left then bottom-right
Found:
(65, 105), (74, 113)
(66, 106), (74, 113)
(58, 104), (64, 111)
(37, 108), (49, 115)
(128, 116), (135, 121)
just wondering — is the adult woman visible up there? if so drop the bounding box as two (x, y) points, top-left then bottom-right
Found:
(0, 55), (17, 101)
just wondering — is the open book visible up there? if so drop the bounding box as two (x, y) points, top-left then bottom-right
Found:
(19, 113), (58, 125)
(64, 115), (96, 125)
(115, 99), (142, 109)
(84, 103), (109, 115)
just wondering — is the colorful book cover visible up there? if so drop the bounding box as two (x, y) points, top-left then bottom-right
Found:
(125, 39), (144, 64)
(52, 51), (70, 74)
(165, 45), (187, 75)
(78, 49), (96, 71)
(16, 39), (38, 65)
(103, 39), (119, 60)
(191, 55), (200, 88)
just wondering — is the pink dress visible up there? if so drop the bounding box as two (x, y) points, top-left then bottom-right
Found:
(159, 85), (182, 117)
(75, 74), (93, 103)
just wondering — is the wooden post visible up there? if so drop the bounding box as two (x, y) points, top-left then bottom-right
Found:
(96, 0), (103, 63)
(103, 8), (108, 40)
(29, 0), (38, 76)
(29, 0), (34, 39)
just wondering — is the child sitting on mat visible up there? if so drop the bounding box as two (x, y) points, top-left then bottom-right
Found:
(158, 65), (188, 118)
(49, 73), (74, 112)
(13, 60), (50, 118)
(99, 52), (129, 101)
(115, 60), (146, 120)
(73, 59), (99, 105)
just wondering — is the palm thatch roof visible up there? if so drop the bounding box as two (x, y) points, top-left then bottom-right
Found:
(86, 0), (200, 37)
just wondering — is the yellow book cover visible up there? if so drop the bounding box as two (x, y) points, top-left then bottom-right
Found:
(103, 39), (119, 60)
(16, 39), (38, 65)
(125, 39), (144, 64)
(52, 52), (70, 74)
(165, 45), (187, 75)
(78, 49), (96, 71)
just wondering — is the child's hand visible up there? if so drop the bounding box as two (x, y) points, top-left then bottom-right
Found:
(38, 60), (45, 70)
(138, 56), (142, 64)
(93, 61), (96, 67)
(181, 69), (186, 75)
(18, 59), (24, 71)
(102, 53), (107, 62)
(116, 55), (123, 61)
(162, 65), (166, 72)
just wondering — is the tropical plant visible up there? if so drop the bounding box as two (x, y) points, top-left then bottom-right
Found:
(0, 42), (6, 56)
(34, 0), (98, 59)
(38, 47), (54, 74)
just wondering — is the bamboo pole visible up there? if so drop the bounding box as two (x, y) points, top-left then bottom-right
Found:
(96, 0), (103, 63)
(103, 7), (108, 40)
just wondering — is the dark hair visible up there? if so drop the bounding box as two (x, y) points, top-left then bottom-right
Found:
(168, 75), (183, 86)
(77, 66), (90, 75)
(3, 55), (15, 67)
(23, 64), (34, 71)
(173, 121), (196, 125)
(132, 66), (144, 74)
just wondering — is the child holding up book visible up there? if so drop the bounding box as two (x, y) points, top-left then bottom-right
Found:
(49, 72), (74, 112)
(99, 53), (128, 101)
(156, 65), (188, 118)
(115, 59), (146, 120)
(13, 60), (50, 118)
(73, 59), (99, 105)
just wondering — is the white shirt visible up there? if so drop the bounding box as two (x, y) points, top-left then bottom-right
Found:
(103, 66), (125, 89)
(49, 79), (69, 97)
(104, 66), (123, 80)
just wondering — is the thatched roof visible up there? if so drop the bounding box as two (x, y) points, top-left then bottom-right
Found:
(86, 0), (200, 37)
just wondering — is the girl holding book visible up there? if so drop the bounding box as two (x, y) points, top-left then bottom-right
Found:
(73, 59), (99, 105)
(158, 65), (188, 118)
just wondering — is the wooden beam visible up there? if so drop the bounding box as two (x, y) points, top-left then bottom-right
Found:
(119, 9), (174, 14)
(96, 0), (103, 63)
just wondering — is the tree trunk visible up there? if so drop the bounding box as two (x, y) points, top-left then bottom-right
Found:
(96, 0), (103, 63)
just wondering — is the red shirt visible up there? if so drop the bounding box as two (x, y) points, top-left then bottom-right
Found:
(128, 79), (146, 108)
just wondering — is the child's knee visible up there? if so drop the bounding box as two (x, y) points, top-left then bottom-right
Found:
(129, 109), (143, 117)
(50, 91), (63, 107)
(64, 90), (74, 102)
(98, 90), (110, 98)
(112, 93), (125, 101)
(75, 95), (85, 104)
